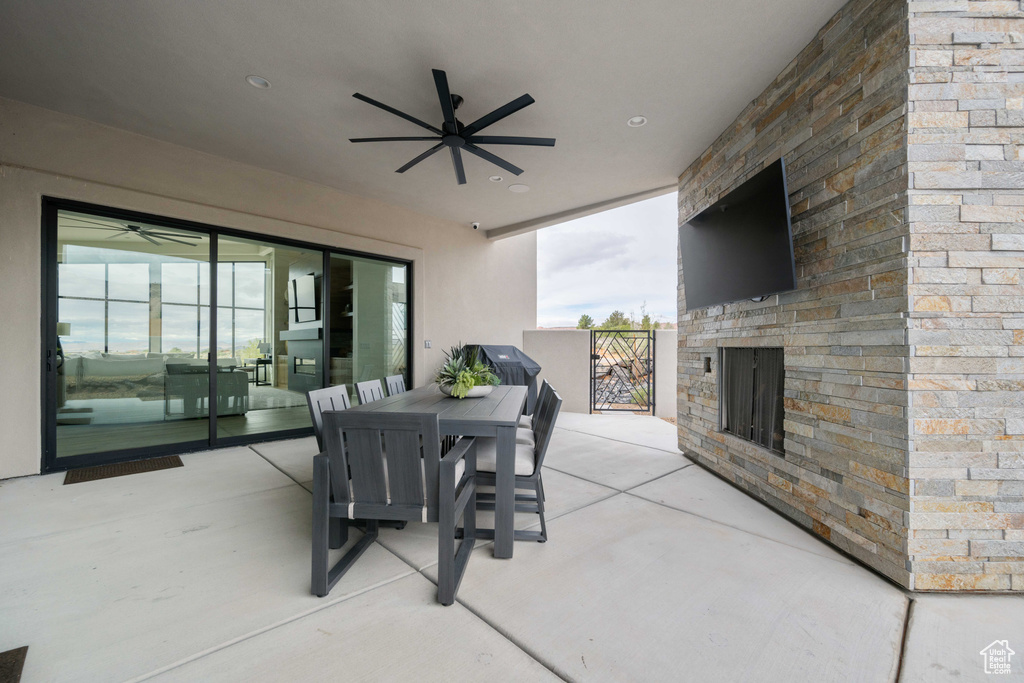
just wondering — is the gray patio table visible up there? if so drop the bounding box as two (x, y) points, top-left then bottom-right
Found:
(346, 383), (528, 559)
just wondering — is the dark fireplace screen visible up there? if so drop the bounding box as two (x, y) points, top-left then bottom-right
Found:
(294, 357), (317, 376)
(720, 347), (785, 454)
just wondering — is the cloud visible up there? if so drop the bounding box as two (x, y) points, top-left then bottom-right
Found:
(537, 193), (678, 328)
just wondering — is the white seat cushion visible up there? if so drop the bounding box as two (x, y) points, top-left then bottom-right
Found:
(518, 415), (532, 429)
(474, 437), (536, 476)
(516, 427), (535, 447)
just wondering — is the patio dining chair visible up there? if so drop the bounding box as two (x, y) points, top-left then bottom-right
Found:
(518, 379), (553, 429)
(356, 379), (386, 405)
(385, 374), (407, 396)
(312, 411), (478, 604)
(306, 384), (352, 451)
(471, 386), (561, 543)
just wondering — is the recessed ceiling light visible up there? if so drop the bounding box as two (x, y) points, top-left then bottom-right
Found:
(489, 175), (503, 183)
(509, 184), (530, 193)
(627, 115), (647, 127)
(246, 75), (271, 89)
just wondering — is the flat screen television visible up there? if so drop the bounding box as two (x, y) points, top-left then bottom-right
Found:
(288, 274), (318, 323)
(679, 158), (797, 310)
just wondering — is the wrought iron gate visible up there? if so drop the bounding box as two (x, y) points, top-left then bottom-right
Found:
(590, 330), (655, 414)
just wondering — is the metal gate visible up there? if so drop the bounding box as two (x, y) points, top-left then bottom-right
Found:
(590, 330), (655, 414)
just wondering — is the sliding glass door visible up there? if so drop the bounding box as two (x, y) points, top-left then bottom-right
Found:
(216, 234), (323, 439)
(328, 254), (408, 404)
(43, 199), (411, 470)
(52, 209), (212, 460)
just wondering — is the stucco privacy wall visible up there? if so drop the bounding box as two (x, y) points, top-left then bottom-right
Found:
(677, 0), (913, 586)
(907, 2), (1024, 591)
(0, 97), (537, 480)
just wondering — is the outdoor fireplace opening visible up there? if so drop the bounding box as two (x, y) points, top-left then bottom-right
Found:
(293, 357), (317, 375)
(719, 347), (785, 454)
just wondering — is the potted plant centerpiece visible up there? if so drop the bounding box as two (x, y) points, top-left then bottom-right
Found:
(435, 344), (500, 398)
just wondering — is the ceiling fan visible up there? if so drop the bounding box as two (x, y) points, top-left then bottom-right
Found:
(63, 216), (202, 246)
(349, 69), (555, 185)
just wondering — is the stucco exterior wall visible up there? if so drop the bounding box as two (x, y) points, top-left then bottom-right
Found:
(0, 97), (537, 480)
(524, 330), (591, 414)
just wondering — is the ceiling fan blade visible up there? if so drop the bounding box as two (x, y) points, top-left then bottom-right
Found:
(349, 136), (442, 143)
(463, 143), (524, 176)
(396, 143), (445, 173)
(62, 216), (127, 230)
(104, 232), (129, 239)
(146, 234), (197, 246)
(432, 69), (457, 129)
(449, 147), (467, 185)
(461, 94), (535, 137)
(353, 93), (443, 136)
(137, 233), (160, 246)
(145, 231), (201, 239)
(63, 223), (125, 232)
(467, 135), (555, 147)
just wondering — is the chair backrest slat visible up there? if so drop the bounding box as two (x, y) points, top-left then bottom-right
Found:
(307, 385), (352, 451)
(356, 379), (386, 405)
(532, 380), (553, 431)
(385, 374), (407, 396)
(532, 388), (562, 472)
(347, 428), (388, 504)
(384, 430), (424, 506)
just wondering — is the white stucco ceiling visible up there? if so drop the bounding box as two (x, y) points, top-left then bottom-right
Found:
(0, 0), (845, 233)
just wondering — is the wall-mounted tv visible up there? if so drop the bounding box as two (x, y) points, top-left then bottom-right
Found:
(288, 274), (318, 323)
(679, 158), (797, 310)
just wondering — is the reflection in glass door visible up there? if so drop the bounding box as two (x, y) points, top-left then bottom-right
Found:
(329, 254), (408, 403)
(45, 201), (413, 469)
(54, 210), (211, 459)
(215, 235), (322, 438)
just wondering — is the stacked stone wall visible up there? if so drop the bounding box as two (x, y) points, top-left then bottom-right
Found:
(907, 0), (1024, 590)
(677, 0), (913, 586)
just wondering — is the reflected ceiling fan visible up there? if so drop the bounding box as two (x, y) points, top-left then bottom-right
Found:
(63, 216), (202, 246)
(350, 68), (555, 185)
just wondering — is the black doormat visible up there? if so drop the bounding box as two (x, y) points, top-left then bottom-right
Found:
(0, 646), (27, 683)
(63, 455), (184, 485)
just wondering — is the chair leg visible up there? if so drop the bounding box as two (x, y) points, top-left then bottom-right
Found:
(535, 475), (547, 543)
(312, 455), (331, 597)
(329, 517), (347, 550)
(439, 466), (476, 606)
(438, 480), (456, 606)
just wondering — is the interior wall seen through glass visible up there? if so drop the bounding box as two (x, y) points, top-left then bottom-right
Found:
(329, 255), (408, 404)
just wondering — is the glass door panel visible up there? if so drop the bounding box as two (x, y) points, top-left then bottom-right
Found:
(55, 210), (211, 459)
(329, 254), (408, 403)
(215, 235), (321, 438)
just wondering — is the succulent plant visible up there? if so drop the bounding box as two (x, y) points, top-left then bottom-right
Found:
(434, 344), (500, 398)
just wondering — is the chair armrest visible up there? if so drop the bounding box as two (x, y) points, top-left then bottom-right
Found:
(440, 436), (476, 467)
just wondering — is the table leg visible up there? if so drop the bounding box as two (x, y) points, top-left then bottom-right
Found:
(494, 424), (515, 559)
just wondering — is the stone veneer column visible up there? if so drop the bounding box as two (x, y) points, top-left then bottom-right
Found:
(907, 0), (1024, 591)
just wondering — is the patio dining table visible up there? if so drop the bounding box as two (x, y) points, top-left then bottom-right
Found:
(346, 383), (528, 559)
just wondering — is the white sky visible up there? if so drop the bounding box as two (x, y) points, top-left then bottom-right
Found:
(536, 192), (678, 328)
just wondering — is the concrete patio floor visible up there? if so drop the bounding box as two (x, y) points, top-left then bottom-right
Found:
(1, 413), (1022, 681)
